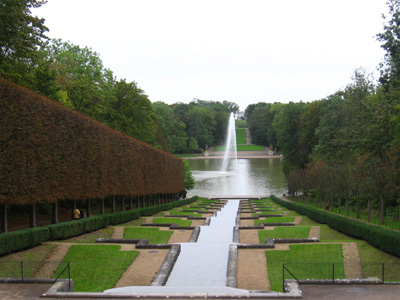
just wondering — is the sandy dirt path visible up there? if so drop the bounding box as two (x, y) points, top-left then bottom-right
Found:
(115, 249), (169, 287)
(34, 244), (72, 279)
(342, 242), (363, 279)
(309, 226), (320, 239)
(237, 249), (270, 290)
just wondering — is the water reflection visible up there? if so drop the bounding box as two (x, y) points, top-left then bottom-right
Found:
(187, 158), (287, 197)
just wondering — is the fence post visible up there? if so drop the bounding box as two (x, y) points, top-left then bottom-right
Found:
(332, 263), (335, 284)
(20, 261), (24, 282)
(68, 262), (71, 290)
(382, 263), (385, 284)
(282, 264), (285, 292)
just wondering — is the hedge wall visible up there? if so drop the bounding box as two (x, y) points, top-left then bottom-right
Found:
(271, 195), (400, 258)
(0, 196), (198, 256)
(0, 77), (184, 205)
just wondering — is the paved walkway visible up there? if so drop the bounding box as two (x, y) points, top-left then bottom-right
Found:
(2, 282), (400, 300)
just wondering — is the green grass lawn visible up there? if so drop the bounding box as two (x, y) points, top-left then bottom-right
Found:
(298, 216), (321, 225)
(123, 227), (172, 244)
(174, 154), (201, 158)
(153, 217), (192, 226)
(236, 128), (247, 144)
(267, 244), (344, 292)
(57, 245), (138, 292)
(258, 226), (310, 243)
(319, 225), (355, 242)
(59, 227), (114, 243)
(252, 212), (278, 217)
(213, 145), (265, 152)
(357, 240), (400, 282)
(167, 208), (201, 218)
(237, 145), (265, 151)
(254, 217), (295, 225)
(0, 244), (56, 278)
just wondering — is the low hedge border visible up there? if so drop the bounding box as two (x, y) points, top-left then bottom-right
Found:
(0, 196), (198, 256)
(270, 195), (400, 258)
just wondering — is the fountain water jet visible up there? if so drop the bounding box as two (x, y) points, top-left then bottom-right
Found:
(221, 113), (237, 172)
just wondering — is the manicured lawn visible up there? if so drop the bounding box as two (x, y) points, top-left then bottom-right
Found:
(213, 145), (265, 151)
(237, 145), (265, 151)
(174, 154), (201, 158)
(357, 240), (400, 282)
(254, 217), (295, 225)
(299, 216), (320, 225)
(319, 225), (355, 242)
(0, 244), (56, 278)
(124, 227), (172, 244)
(153, 217), (192, 226)
(167, 208), (201, 218)
(236, 128), (247, 144)
(252, 212), (278, 217)
(57, 245), (138, 292)
(266, 244), (344, 292)
(258, 226), (310, 243)
(59, 227), (114, 243)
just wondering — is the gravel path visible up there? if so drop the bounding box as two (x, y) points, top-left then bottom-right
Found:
(237, 249), (270, 290)
(111, 226), (124, 239)
(115, 249), (169, 287)
(34, 244), (71, 279)
(342, 242), (363, 279)
(308, 226), (320, 239)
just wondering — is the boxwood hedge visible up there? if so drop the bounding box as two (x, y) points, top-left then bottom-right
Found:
(0, 196), (198, 256)
(271, 195), (400, 258)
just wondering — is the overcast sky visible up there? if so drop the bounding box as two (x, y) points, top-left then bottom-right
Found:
(34, 0), (389, 111)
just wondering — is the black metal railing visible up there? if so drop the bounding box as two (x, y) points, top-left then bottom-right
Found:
(282, 262), (400, 291)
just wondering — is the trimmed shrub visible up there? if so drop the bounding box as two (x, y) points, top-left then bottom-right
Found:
(0, 77), (184, 206)
(0, 196), (199, 255)
(0, 227), (49, 256)
(271, 195), (400, 258)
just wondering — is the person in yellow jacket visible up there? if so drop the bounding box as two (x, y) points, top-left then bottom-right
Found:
(73, 209), (80, 220)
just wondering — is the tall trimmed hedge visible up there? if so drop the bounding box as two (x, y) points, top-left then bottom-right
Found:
(0, 77), (184, 205)
(271, 195), (400, 258)
(0, 196), (198, 256)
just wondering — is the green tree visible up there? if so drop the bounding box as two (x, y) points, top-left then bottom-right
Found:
(186, 106), (216, 150)
(376, 0), (400, 85)
(183, 160), (195, 191)
(0, 0), (48, 86)
(273, 101), (306, 174)
(297, 101), (321, 167)
(106, 79), (159, 145)
(42, 39), (105, 114)
(153, 101), (187, 153)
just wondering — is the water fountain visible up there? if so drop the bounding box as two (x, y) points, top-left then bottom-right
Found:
(221, 113), (237, 172)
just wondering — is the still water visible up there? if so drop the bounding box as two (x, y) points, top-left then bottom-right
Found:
(165, 200), (240, 287)
(186, 158), (287, 197)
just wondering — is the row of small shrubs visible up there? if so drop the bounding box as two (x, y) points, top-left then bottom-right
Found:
(0, 196), (198, 256)
(271, 195), (400, 258)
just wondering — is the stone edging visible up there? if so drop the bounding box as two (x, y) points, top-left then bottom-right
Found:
(151, 244), (181, 286)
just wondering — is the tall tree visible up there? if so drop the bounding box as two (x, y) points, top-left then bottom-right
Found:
(0, 0), (48, 86)
(42, 39), (105, 114)
(273, 101), (306, 174)
(153, 101), (187, 153)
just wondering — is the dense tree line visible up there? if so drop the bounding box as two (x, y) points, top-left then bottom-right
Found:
(0, 1), (239, 155)
(245, 0), (400, 226)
